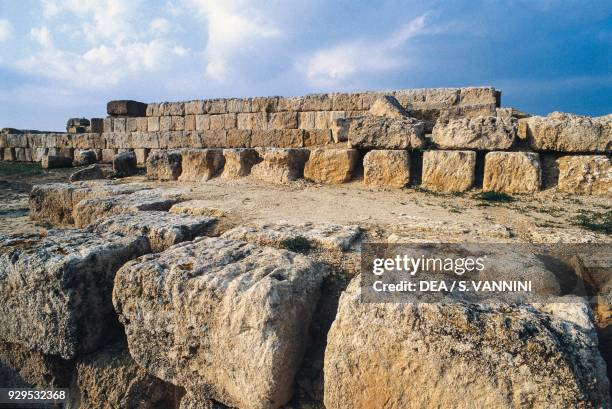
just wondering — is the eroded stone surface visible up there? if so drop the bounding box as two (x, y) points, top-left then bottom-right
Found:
(178, 149), (225, 182)
(422, 150), (476, 192)
(0, 229), (149, 359)
(347, 116), (425, 149)
(0, 341), (72, 388)
(147, 150), (182, 181)
(304, 149), (359, 184)
(432, 116), (516, 150)
(69, 164), (105, 182)
(170, 200), (226, 217)
(362, 150), (410, 188)
(368, 96), (409, 119)
(483, 152), (541, 194)
(113, 151), (138, 177)
(557, 155), (611, 196)
(251, 148), (310, 184)
(113, 237), (326, 409)
(222, 148), (261, 179)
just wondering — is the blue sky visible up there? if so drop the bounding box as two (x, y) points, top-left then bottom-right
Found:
(0, 0), (610, 131)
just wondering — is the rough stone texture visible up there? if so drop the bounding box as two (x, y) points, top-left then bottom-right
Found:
(0, 341), (72, 388)
(0, 229), (149, 359)
(304, 149), (359, 184)
(178, 149), (225, 182)
(73, 342), (181, 409)
(483, 152), (541, 194)
(69, 164), (105, 182)
(251, 129), (304, 148)
(41, 155), (72, 169)
(324, 278), (610, 409)
(330, 118), (349, 143)
(221, 148), (261, 179)
(179, 391), (227, 409)
(362, 150), (410, 188)
(89, 211), (216, 252)
(368, 95), (409, 119)
(107, 100), (147, 117)
(432, 116), (517, 150)
(519, 112), (612, 152)
(422, 150), (476, 192)
(169, 201), (226, 218)
(73, 149), (98, 166)
(101, 149), (116, 163)
(346, 116), (426, 149)
(73, 188), (187, 228)
(113, 151), (138, 176)
(113, 237), (327, 409)
(557, 155), (611, 196)
(134, 148), (150, 165)
(251, 148), (310, 184)
(303, 129), (332, 147)
(222, 221), (361, 252)
(147, 150), (182, 181)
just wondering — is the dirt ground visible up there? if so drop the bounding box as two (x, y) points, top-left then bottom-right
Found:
(1, 162), (609, 243)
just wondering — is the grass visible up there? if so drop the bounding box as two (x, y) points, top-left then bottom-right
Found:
(474, 191), (515, 203)
(0, 161), (43, 176)
(572, 210), (612, 235)
(280, 236), (312, 254)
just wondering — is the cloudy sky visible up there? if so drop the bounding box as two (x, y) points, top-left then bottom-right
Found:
(0, 0), (610, 130)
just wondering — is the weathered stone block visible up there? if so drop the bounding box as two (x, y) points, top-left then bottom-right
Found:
(227, 98), (252, 113)
(331, 93), (363, 111)
(128, 131), (160, 149)
(72, 133), (104, 150)
(161, 102), (184, 117)
(368, 96), (408, 119)
(6, 133), (28, 148)
(432, 116), (516, 150)
(251, 148), (310, 183)
(185, 100), (205, 115)
(422, 150), (476, 192)
(147, 116), (160, 132)
(363, 150), (410, 188)
(145, 103), (160, 117)
(113, 236), (326, 409)
(171, 116), (185, 131)
(221, 148), (261, 179)
(177, 149), (225, 182)
(100, 149), (116, 163)
(304, 149), (359, 184)
(195, 114), (211, 131)
(159, 131), (189, 149)
(69, 164), (104, 182)
(90, 118), (104, 133)
(159, 116), (172, 132)
(146, 150), (182, 181)
(251, 96), (279, 113)
(251, 129), (304, 148)
(209, 115), (225, 130)
(226, 129), (251, 148)
(200, 130), (227, 148)
(298, 112), (316, 129)
(73, 149), (97, 166)
(303, 129), (332, 147)
(347, 116), (425, 149)
(134, 148), (150, 165)
(269, 112), (298, 129)
(41, 155), (72, 169)
(277, 96), (305, 111)
(557, 155), (611, 196)
(302, 94), (332, 111)
(185, 114), (196, 131)
(483, 151), (541, 194)
(0, 229), (149, 359)
(104, 132), (129, 149)
(112, 151), (137, 177)
(205, 99), (227, 114)
(107, 100), (147, 117)
(103, 118), (113, 133)
(33, 147), (48, 162)
(14, 148), (28, 161)
(112, 118), (127, 133)
(237, 112), (268, 130)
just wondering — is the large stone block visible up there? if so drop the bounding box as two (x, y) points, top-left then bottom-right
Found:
(178, 149), (225, 182)
(368, 95), (409, 119)
(221, 148), (261, 179)
(128, 131), (160, 149)
(195, 114), (211, 131)
(422, 150), (476, 192)
(72, 133), (105, 150)
(304, 149), (359, 184)
(69, 164), (105, 182)
(159, 116), (172, 132)
(331, 93), (364, 111)
(112, 151), (137, 177)
(112, 118), (127, 133)
(251, 148), (310, 184)
(237, 112), (268, 130)
(3, 148), (15, 161)
(483, 152), (541, 194)
(0, 229), (149, 359)
(226, 129), (251, 148)
(134, 148), (150, 165)
(432, 116), (516, 150)
(303, 129), (332, 147)
(113, 237), (326, 409)
(147, 116), (160, 132)
(519, 112), (611, 152)
(363, 150), (410, 188)
(251, 129), (304, 148)
(268, 112), (298, 129)
(199, 130), (228, 148)
(347, 116), (425, 149)
(73, 149), (97, 166)
(251, 96), (279, 113)
(107, 100), (147, 117)
(41, 155), (72, 169)
(185, 100), (205, 115)
(557, 155), (611, 196)
(100, 149), (117, 163)
(324, 278), (610, 409)
(6, 133), (28, 148)
(90, 118), (104, 133)
(146, 150), (182, 181)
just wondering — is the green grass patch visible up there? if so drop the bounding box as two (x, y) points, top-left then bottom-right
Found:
(0, 161), (43, 176)
(474, 191), (515, 203)
(280, 236), (312, 254)
(572, 210), (612, 235)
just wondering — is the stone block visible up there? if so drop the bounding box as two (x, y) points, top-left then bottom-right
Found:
(134, 148), (150, 165)
(224, 113), (237, 129)
(184, 100), (205, 115)
(112, 151), (137, 177)
(147, 117), (160, 132)
(251, 129), (304, 148)
(195, 114), (211, 131)
(422, 150), (476, 192)
(368, 95), (409, 118)
(159, 116), (172, 132)
(128, 132), (160, 149)
(251, 148), (310, 183)
(483, 152), (541, 194)
(226, 129), (251, 148)
(237, 112), (268, 130)
(277, 96), (305, 111)
(331, 118), (349, 142)
(126, 117), (138, 132)
(304, 149), (359, 184)
(72, 133), (104, 150)
(107, 100), (147, 117)
(73, 149), (97, 166)
(432, 116), (516, 150)
(14, 148), (28, 161)
(200, 130), (227, 148)
(205, 99), (227, 114)
(347, 116), (426, 149)
(303, 129), (332, 147)
(178, 149), (225, 182)
(302, 93), (332, 111)
(184, 114), (196, 131)
(251, 96), (279, 113)
(103, 132), (129, 149)
(145, 103), (160, 117)
(221, 148), (261, 179)
(159, 131), (189, 149)
(331, 93), (363, 111)
(112, 118), (127, 133)
(146, 150), (182, 181)
(226, 98), (252, 113)
(33, 147), (48, 162)
(0, 229), (149, 359)
(557, 155), (611, 196)
(113, 236), (326, 409)
(90, 118), (104, 133)
(363, 150), (411, 188)
(161, 102), (184, 117)
(101, 149), (116, 163)
(209, 115), (225, 130)
(6, 134), (28, 148)
(103, 118), (113, 133)
(269, 112), (298, 129)
(171, 116), (185, 131)
(69, 164), (104, 182)
(0, 133), (7, 148)
(298, 112), (316, 129)
(41, 155), (72, 169)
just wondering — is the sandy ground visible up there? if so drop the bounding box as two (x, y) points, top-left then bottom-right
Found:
(2, 162), (608, 243)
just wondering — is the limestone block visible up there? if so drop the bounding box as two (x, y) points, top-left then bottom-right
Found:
(146, 150), (182, 181)
(101, 149), (117, 163)
(113, 236), (326, 409)
(170, 116), (184, 131)
(128, 131), (160, 149)
(146, 103), (160, 117)
(520, 112), (611, 152)
(251, 148), (310, 183)
(302, 94), (332, 111)
(205, 99), (227, 114)
(298, 112), (316, 129)
(277, 96), (305, 111)
(324, 278), (610, 409)
(483, 151), (541, 194)
(161, 102), (184, 117)
(69, 164), (105, 182)
(6, 133), (28, 148)
(304, 149), (359, 184)
(331, 93), (363, 111)
(347, 116), (426, 149)
(251, 96), (279, 113)
(269, 112), (298, 129)
(195, 114), (211, 131)
(134, 148), (150, 165)
(224, 113), (237, 129)
(432, 116), (516, 150)
(72, 133), (105, 150)
(221, 148), (261, 179)
(0, 133), (6, 148)
(159, 116), (172, 132)
(368, 95), (409, 119)
(185, 100), (205, 115)
(314, 111), (332, 129)
(237, 112), (268, 130)
(33, 147), (48, 162)
(103, 118), (113, 133)
(421, 150), (476, 192)
(56, 133), (73, 149)
(107, 100), (147, 117)
(126, 118), (138, 132)
(200, 130), (227, 148)
(159, 131), (189, 149)
(147, 116), (160, 132)
(557, 155), (611, 196)
(112, 151), (137, 176)
(185, 114), (196, 131)
(89, 118), (103, 133)
(331, 118), (349, 143)
(14, 148), (28, 161)
(89, 211), (216, 252)
(210, 115), (225, 130)
(0, 229), (149, 359)
(303, 129), (332, 147)
(251, 129), (304, 148)
(73, 149), (97, 166)
(104, 132), (129, 149)
(41, 155), (72, 169)
(177, 149), (225, 182)
(227, 98), (252, 113)
(226, 129), (251, 148)
(363, 150), (410, 188)
(112, 118), (127, 133)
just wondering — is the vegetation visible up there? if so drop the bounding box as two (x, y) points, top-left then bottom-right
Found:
(0, 161), (43, 176)
(474, 191), (515, 203)
(572, 210), (612, 235)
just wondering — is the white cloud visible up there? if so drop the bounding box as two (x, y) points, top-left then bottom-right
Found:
(150, 18), (171, 35)
(302, 15), (428, 88)
(0, 19), (12, 42)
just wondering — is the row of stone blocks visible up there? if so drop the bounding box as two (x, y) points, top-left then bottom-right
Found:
(146, 147), (611, 196)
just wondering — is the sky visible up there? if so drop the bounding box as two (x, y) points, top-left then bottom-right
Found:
(0, 0), (610, 131)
